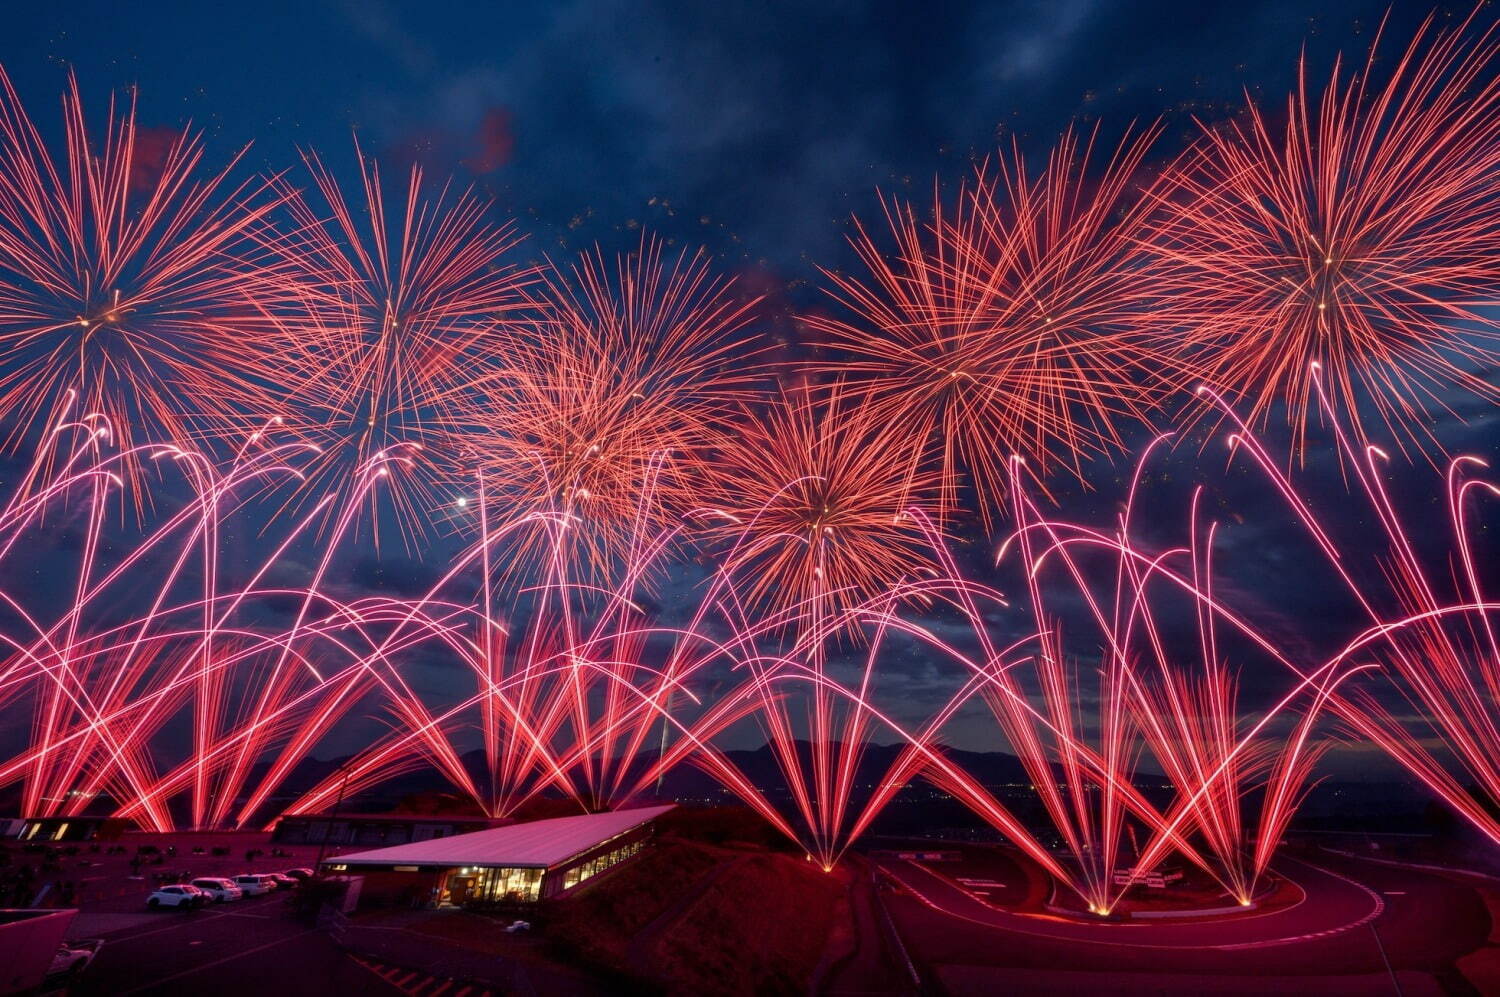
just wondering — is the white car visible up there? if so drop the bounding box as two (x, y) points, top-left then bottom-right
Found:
(233, 873), (277, 896)
(47, 938), (101, 980)
(191, 877), (243, 902)
(147, 884), (206, 908)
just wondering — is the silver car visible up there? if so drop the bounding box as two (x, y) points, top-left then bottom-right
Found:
(191, 877), (243, 901)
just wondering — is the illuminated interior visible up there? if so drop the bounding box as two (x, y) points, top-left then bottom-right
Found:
(562, 838), (643, 891)
(441, 865), (544, 904)
(432, 836), (647, 905)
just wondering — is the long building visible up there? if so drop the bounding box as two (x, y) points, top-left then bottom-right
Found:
(321, 804), (674, 907)
(272, 811), (507, 847)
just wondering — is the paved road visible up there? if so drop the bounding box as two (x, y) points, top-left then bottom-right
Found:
(69, 892), (403, 996)
(879, 853), (1381, 949)
(875, 847), (1490, 993)
(821, 865), (916, 996)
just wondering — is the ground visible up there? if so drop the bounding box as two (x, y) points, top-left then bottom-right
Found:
(67, 892), (405, 997)
(373, 810), (853, 995)
(874, 841), (1500, 995)
(6, 817), (1498, 995)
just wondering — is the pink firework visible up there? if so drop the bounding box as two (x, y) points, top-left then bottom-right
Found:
(0, 70), (296, 485)
(262, 142), (533, 548)
(1204, 371), (1500, 847)
(467, 235), (763, 583)
(1150, 13), (1500, 458)
(808, 125), (1170, 529)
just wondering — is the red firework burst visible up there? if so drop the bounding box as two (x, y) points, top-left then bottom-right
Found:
(700, 385), (941, 629)
(265, 142), (533, 547)
(0, 70), (294, 474)
(468, 235), (763, 580)
(1150, 13), (1500, 457)
(807, 125), (1169, 530)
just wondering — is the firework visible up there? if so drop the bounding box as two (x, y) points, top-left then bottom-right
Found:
(949, 449), (1361, 912)
(0, 406), (408, 830)
(1206, 372), (1500, 846)
(468, 235), (763, 581)
(700, 384), (940, 628)
(626, 560), (1020, 871)
(263, 142), (532, 547)
(674, 386), (952, 868)
(808, 125), (1169, 529)
(279, 449), (711, 820)
(2, 20), (1499, 904)
(0, 70), (294, 483)
(1151, 13), (1500, 457)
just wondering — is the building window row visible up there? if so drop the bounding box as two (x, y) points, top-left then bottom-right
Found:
(561, 837), (643, 892)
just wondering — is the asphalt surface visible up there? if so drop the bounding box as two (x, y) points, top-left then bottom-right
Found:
(822, 865), (916, 996)
(875, 847), (1491, 994)
(66, 892), (402, 997)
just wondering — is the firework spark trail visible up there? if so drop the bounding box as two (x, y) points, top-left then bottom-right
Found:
(1108, 484), (1332, 906)
(0, 68), (297, 489)
(1150, 11), (1500, 458)
(0, 407), (456, 829)
(620, 475), (1307, 891)
(645, 522), (1355, 904)
(666, 385), (949, 866)
(1, 416), (310, 826)
(0, 412), (736, 832)
(281, 453), (722, 820)
(820, 450), (1363, 912)
(1198, 369), (1500, 845)
(623, 574), (1058, 873)
(807, 125), (1170, 529)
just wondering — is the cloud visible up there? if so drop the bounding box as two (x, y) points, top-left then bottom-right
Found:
(970, 0), (1098, 85)
(332, 0), (435, 78)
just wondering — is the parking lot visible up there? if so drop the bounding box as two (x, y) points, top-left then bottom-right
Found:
(5, 830), (337, 914)
(0, 830), (407, 995)
(67, 890), (402, 996)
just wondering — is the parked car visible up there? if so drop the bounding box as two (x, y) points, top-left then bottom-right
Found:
(190, 877), (243, 902)
(232, 873), (277, 896)
(283, 867), (314, 881)
(504, 920), (531, 933)
(147, 884), (205, 909)
(267, 872), (299, 889)
(47, 938), (102, 982)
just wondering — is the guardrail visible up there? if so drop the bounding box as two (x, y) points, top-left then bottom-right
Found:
(871, 866), (924, 995)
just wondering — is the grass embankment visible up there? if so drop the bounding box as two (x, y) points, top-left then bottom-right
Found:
(547, 807), (847, 994)
(548, 838), (722, 964)
(647, 852), (847, 996)
(1455, 879), (1500, 993)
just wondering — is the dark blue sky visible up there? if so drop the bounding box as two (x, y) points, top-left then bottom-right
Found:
(1, 1), (1493, 771)
(1, 0), (1451, 284)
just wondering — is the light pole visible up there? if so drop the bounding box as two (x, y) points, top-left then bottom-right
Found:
(312, 761), (353, 873)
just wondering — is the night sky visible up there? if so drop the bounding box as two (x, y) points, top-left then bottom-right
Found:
(1, 1), (1495, 775)
(1, 1), (1461, 279)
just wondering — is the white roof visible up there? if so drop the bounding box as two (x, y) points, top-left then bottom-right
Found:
(326, 804), (674, 870)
